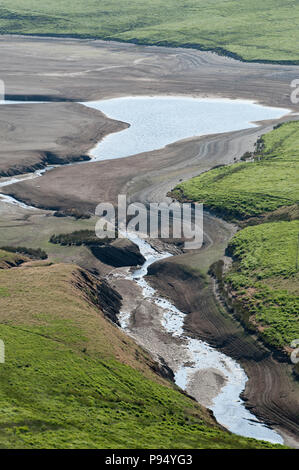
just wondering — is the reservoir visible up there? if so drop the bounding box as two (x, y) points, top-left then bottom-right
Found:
(84, 96), (289, 160)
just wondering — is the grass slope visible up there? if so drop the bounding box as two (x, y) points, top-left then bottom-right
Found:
(0, 262), (279, 448)
(225, 220), (299, 350)
(0, 1), (299, 62)
(172, 121), (299, 221)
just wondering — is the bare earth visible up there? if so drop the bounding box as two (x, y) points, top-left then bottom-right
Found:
(0, 36), (299, 446)
(0, 102), (127, 176)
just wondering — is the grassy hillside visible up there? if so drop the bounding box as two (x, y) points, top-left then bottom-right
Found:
(171, 121), (299, 221)
(225, 220), (299, 351)
(0, 0), (299, 63)
(0, 261), (279, 448)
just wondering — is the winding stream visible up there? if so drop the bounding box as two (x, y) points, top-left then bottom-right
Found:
(0, 97), (291, 444)
(118, 232), (284, 444)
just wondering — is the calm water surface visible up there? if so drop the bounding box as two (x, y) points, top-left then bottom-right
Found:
(84, 96), (289, 160)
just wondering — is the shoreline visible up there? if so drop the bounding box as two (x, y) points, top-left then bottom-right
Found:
(0, 35), (299, 108)
(2, 33), (299, 67)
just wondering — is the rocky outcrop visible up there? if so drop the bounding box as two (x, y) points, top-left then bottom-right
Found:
(0, 151), (91, 178)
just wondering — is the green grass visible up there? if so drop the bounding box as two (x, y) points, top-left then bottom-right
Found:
(0, 209), (101, 268)
(0, 249), (17, 262)
(0, 325), (281, 449)
(225, 220), (299, 350)
(172, 121), (299, 221)
(0, 0), (299, 62)
(0, 262), (280, 448)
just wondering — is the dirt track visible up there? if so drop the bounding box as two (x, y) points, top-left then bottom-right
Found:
(0, 36), (299, 445)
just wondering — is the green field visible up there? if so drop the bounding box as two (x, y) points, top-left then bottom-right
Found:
(225, 220), (299, 350)
(0, 259), (280, 449)
(172, 121), (299, 221)
(0, 0), (299, 62)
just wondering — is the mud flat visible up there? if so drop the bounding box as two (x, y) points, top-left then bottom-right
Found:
(1, 34), (299, 181)
(0, 101), (127, 176)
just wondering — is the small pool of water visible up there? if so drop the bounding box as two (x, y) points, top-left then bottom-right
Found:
(83, 96), (290, 160)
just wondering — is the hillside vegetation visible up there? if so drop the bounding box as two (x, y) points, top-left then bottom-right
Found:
(172, 121), (299, 222)
(0, 0), (299, 62)
(0, 261), (279, 448)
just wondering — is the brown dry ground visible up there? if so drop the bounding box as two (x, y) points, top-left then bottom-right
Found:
(2, 36), (299, 209)
(0, 36), (299, 444)
(0, 102), (127, 176)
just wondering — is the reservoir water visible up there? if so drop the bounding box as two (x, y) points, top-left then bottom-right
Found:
(84, 96), (289, 160)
